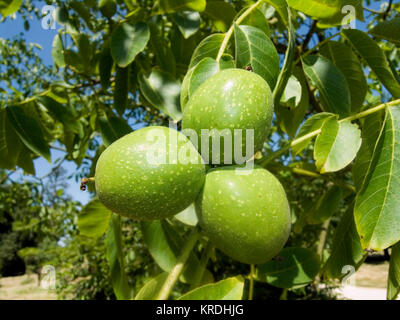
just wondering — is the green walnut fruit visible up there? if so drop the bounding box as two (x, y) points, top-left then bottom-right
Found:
(182, 69), (273, 165)
(195, 165), (291, 264)
(95, 126), (206, 220)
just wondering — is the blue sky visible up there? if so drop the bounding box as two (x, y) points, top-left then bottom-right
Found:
(0, 1), (390, 205)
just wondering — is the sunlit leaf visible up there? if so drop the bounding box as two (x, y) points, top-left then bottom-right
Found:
(178, 276), (244, 300)
(234, 24), (280, 90)
(355, 107), (400, 250)
(314, 118), (361, 173)
(78, 199), (111, 238)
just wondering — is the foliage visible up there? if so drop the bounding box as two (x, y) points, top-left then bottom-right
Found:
(1, 0), (400, 300)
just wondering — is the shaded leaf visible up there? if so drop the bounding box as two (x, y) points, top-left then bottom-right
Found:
(234, 24), (280, 90)
(0, 109), (21, 169)
(172, 11), (200, 39)
(237, 7), (270, 36)
(342, 29), (400, 99)
(99, 45), (113, 90)
(306, 186), (343, 224)
(138, 69), (182, 121)
(106, 213), (132, 299)
(111, 22), (150, 68)
(256, 247), (320, 288)
(36, 96), (82, 134)
(135, 273), (168, 300)
(324, 203), (365, 279)
(188, 33), (225, 69)
(314, 118), (362, 173)
(352, 112), (385, 190)
(78, 199), (112, 238)
(114, 66), (129, 116)
(320, 41), (367, 113)
(204, 0), (236, 32)
(387, 242), (400, 300)
(98, 116), (132, 147)
(355, 107), (400, 250)
(16, 144), (35, 175)
(141, 220), (213, 285)
(370, 17), (400, 46)
(5, 105), (50, 162)
(178, 276), (244, 300)
(302, 55), (351, 117)
(276, 67), (309, 138)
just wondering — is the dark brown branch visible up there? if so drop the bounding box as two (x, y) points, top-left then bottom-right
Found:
(383, 0), (393, 20)
(302, 20), (317, 51)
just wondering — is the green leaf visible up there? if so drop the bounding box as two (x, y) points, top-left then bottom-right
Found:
(16, 144), (35, 175)
(188, 33), (225, 69)
(352, 112), (385, 190)
(256, 247), (320, 288)
(265, 0), (289, 26)
(355, 107), (400, 250)
(0, 109), (21, 169)
(204, 0), (236, 32)
(70, 0), (95, 31)
(234, 24), (280, 90)
(78, 199), (112, 238)
(155, 0), (206, 14)
(148, 20), (176, 75)
(302, 55), (351, 117)
(141, 220), (213, 285)
(5, 106), (50, 162)
(98, 116), (132, 147)
(287, 0), (363, 25)
(99, 0), (116, 18)
(306, 186), (343, 224)
(178, 276), (244, 300)
(106, 213), (132, 300)
(138, 69), (182, 121)
(370, 17), (400, 46)
(342, 29), (400, 99)
(280, 76), (302, 109)
(387, 242), (400, 300)
(292, 112), (336, 156)
(181, 57), (219, 110)
(323, 203), (365, 279)
(320, 41), (367, 113)
(172, 11), (201, 39)
(317, 0), (364, 28)
(314, 118), (362, 173)
(36, 96), (82, 134)
(114, 66), (129, 116)
(135, 273), (168, 300)
(111, 22), (150, 68)
(273, 6), (295, 106)
(0, 0), (22, 17)
(99, 45), (113, 90)
(276, 68), (310, 138)
(174, 204), (198, 226)
(51, 33), (65, 68)
(237, 7), (270, 36)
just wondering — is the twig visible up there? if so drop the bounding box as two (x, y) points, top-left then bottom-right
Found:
(302, 20), (317, 51)
(156, 228), (200, 300)
(383, 0), (393, 20)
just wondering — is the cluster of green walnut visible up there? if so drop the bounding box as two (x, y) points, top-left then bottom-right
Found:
(95, 69), (291, 265)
